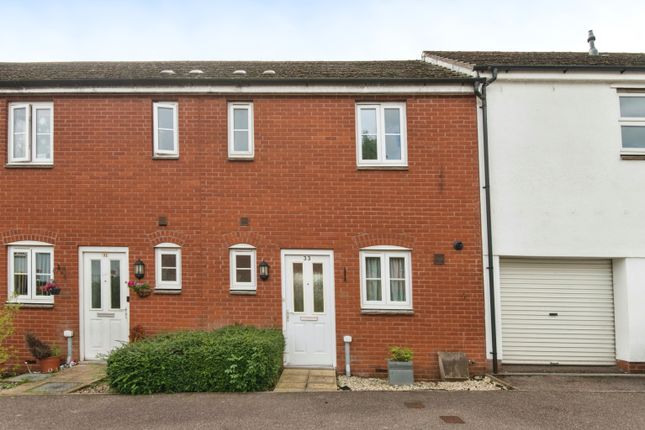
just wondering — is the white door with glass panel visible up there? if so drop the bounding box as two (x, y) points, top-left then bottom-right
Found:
(283, 252), (335, 367)
(82, 252), (129, 360)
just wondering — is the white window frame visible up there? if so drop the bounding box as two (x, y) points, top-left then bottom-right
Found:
(8, 102), (54, 165)
(229, 244), (256, 291)
(618, 93), (645, 155)
(228, 102), (254, 159)
(153, 102), (179, 157)
(359, 246), (412, 310)
(7, 241), (54, 304)
(356, 102), (407, 168)
(154, 243), (182, 290)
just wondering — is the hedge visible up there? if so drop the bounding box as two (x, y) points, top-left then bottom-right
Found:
(106, 325), (284, 394)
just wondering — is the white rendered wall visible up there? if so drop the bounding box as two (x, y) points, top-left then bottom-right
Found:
(613, 258), (645, 363)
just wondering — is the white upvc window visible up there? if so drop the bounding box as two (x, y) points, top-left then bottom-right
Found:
(155, 243), (182, 290)
(356, 102), (407, 168)
(153, 102), (179, 157)
(229, 244), (256, 291)
(619, 94), (645, 155)
(7, 242), (54, 304)
(8, 102), (54, 165)
(228, 102), (254, 159)
(360, 246), (412, 310)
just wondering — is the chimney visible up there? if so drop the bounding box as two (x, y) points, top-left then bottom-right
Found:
(587, 30), (599, 56)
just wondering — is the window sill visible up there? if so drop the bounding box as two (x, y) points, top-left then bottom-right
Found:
(621, 154), (645, 160)
(356, 165), (408, 171)
(228, 156), (254, 161)
(361, 309), (414, 315)
(6, 301), (54, 309)
(230, 290), (257, 295)
(153, 289), (181, 295)
(152, 155), (179, 160)
(5, 163), (54, 169)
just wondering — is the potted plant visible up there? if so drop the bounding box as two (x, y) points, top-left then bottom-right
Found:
(42, 279), (61, 296)
(128, 280), (152, 298)
(388, 346), (414, 385)
(24, 333), (61, 373)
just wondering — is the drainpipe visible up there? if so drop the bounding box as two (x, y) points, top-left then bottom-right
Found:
(474, 68), (499, 374)
(343, 335), (352, 376)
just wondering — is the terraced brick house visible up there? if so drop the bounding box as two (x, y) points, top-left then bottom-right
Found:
(425, 37), (645, 373)
(0, 60), (486, 378)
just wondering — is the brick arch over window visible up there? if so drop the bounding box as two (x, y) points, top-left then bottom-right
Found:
(145, 230), (188, 247)
(1, 228), (58, 245)
(351, 233), (415, 250)
(220, 231), (277, 251)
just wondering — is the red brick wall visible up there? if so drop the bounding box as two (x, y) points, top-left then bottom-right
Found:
(0, 94), (485, 379)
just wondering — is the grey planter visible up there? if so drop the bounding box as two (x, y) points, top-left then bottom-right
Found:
(388, 360), (414, 385)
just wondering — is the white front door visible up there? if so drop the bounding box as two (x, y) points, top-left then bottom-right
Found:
(283, 251), (335, 367)
(82, 251), (129, 360)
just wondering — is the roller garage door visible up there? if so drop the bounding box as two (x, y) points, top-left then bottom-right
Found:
(500, 258), (616, 365)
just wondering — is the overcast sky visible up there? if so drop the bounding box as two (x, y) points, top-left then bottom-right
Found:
(2, 0), (644, 62)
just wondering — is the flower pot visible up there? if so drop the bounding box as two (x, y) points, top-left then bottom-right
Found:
(136, 289), (152, 298)
(388, 360), (414, 385)
(39, 356), (61, 373)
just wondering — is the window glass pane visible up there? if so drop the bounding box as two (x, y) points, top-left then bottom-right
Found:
(36, 109), (51, 133)
(13, 107), (27, 132)
(234, 130), (249, 152)
(162, 268), (177, 282)
(389, 256), (406, 302)
(233, 108), (249, 129)
(390, 280), (406, 301)
(361, 135), (378, 160)
(389, 257), (405, 278)
(313, 263), (324, 313)
(359, 108), (377, 135)
(157, 107), (174, 130)
(91, 259), (101, 309)
(365, 257), (381, 278)
(110, 260), (121, 309)
(385, 135), (402, 160)
(366, 280), (382, 301)
(236, 268), (252, 283)
(620, 97), (645, 118)
(621, 126), (645, 149)
(12, 133), (27, 159)
(36, 135), (51, 160)
(158, 129), (175, 151)
(13, 252), (28, 296)
(236, 254), (251, 269)
(35, 253), (51, 296)
(384, 108), (401, 133)
(293, 262), (304, 312)
(161, 253), (176, 268)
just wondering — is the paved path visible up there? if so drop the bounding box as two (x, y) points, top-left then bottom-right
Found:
(0, 390), (644, 429)
(0, 363), (105, 395)
(274, 368), (337, 392)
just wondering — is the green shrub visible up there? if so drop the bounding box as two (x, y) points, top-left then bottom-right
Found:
(106, 325), (284, 394)
(0, 304), (19, 374)
(389, 346), (414, 362)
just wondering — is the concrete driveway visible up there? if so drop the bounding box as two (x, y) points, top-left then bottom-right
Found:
(500, 375), (645, 393)
(1, 390), (645, 429)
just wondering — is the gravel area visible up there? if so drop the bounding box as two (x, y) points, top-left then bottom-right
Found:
(337, 375), (506, 391)
(74, 380), (113, 394)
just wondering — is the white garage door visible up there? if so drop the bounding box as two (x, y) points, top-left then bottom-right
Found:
(500, 258), (616, 365)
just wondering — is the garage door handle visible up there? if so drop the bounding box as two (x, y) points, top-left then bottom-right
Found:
(548, 312), (558, 317)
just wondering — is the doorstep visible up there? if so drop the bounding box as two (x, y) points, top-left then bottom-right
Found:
(274, 368), (337, 392)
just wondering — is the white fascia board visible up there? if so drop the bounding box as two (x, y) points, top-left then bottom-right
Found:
(0, 84), (474, 95)
(476, 70), (645, 84)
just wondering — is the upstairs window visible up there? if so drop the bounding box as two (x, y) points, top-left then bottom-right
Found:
(360, 246), (412, 311)
(155, 243), (181, 290)
(229, 244), (256, 292)
(8, 103), (54, 165)
(153, 102), (179, 157)
(228, 102), (254, 159)
(356, 103), (407, 168)
(619, 95), (645, 155)
(7, 242), (54, 303)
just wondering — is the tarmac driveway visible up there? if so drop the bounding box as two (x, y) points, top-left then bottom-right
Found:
(500, 375), (645, 392)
